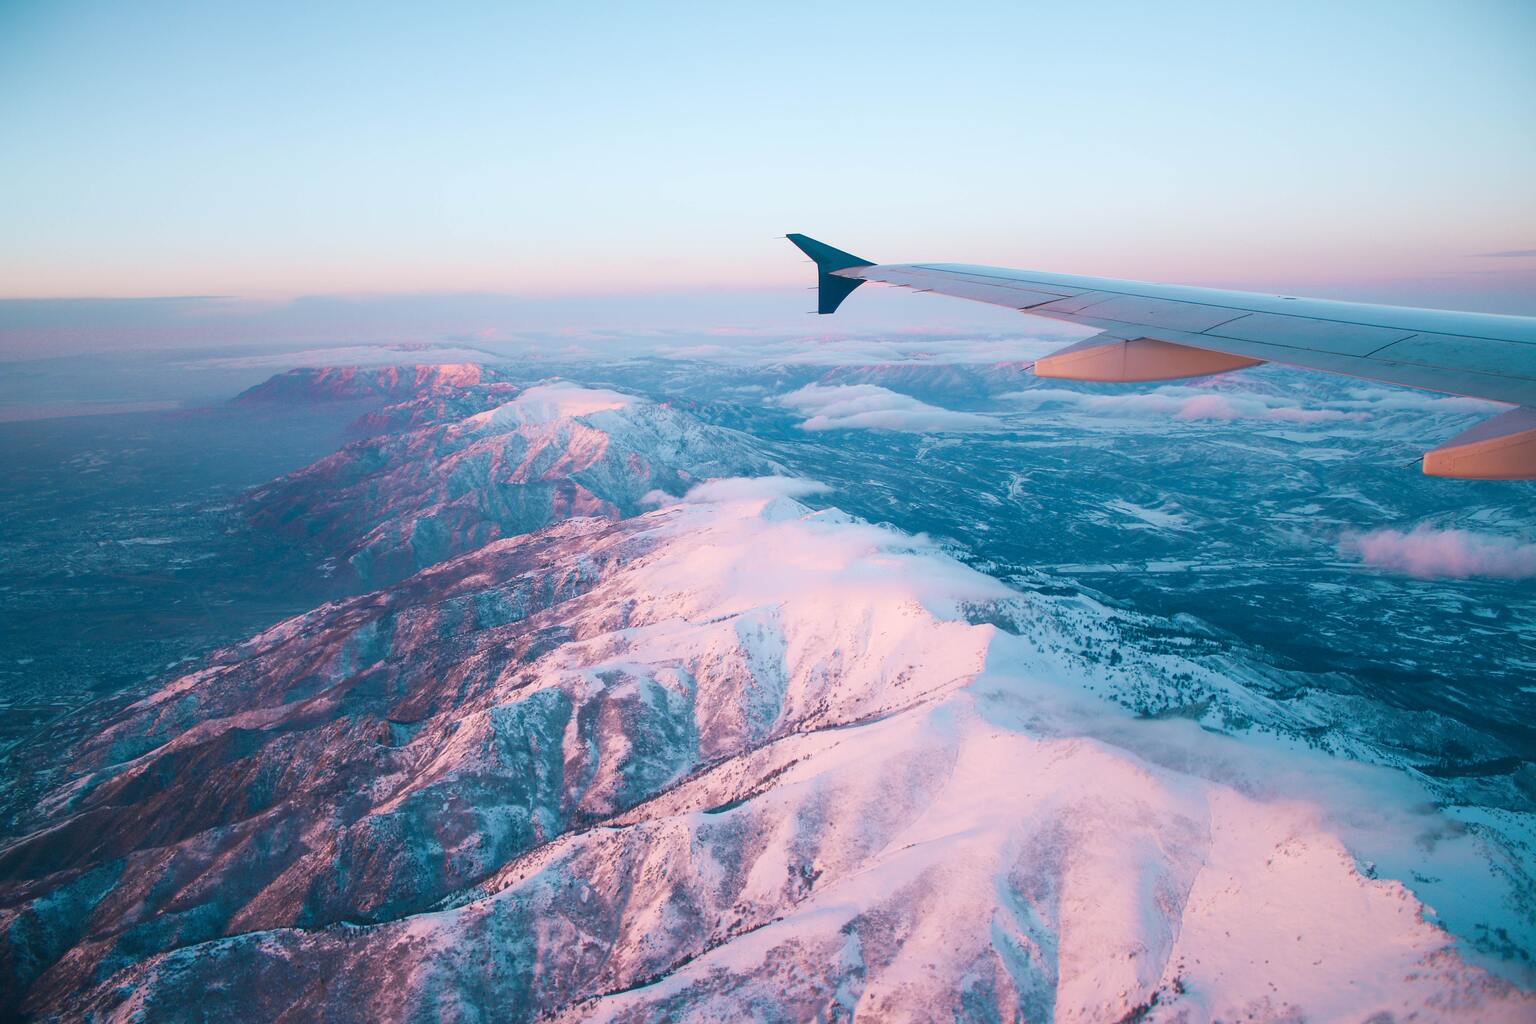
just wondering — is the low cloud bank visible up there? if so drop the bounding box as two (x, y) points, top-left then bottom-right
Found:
(1339, 388), (1504, 415)
(641, 476), (831, 508)
(1339, 525), (1536, 579)
(1004, 386), (1367, 424)
(778, 384), (997, 432)
(1004, 384), (1506, 426)
(681, 476), (830, 504)
(636, 327), (1072, 367)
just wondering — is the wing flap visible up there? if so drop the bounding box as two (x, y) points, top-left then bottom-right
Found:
(1205, 313), (1416, 356)
(1032, 292), (1123, 315)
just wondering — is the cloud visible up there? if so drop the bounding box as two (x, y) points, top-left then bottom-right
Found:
(1339, 388), (1504, 416)
(638, 330), (1071, 368)
(0, 285), (1065, 362)
(777, 383), (999, 432)
(1001, 383), (1503, 428)
(1003, 386), (1366, 424)
(751, 334), (1065, 367)
(1470, 249), (1536, 258)
(1173, 394), (1241, 420)
(680, 476), (830, 504)
(1256, 405), (1358, 423)
(1338, 526), (1536, 579)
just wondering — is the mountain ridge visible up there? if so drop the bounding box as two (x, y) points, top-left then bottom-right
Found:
(2, 367), (1532, 1021)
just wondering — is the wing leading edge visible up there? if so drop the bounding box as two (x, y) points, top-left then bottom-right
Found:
(785, 233), (1536, 480)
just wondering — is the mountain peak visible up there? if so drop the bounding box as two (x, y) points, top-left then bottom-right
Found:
(462, 380), (638, 431)
(246, 376), (781, 585)
(233, 362), (496, 404)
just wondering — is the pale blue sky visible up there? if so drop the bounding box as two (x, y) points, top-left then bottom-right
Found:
(1, 0), (1533, 314)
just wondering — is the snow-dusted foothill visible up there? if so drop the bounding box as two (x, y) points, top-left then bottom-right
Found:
(247, 376), (781, 584)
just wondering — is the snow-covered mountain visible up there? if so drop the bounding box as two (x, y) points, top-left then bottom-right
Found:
(247, 377), (781, 584)
(233, 363), (495, 405)
(3, 365), (1532, 1022)
(2, 472), (1530, 1021)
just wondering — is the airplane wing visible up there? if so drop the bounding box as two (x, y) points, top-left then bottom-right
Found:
(786, 233), (1536, 479)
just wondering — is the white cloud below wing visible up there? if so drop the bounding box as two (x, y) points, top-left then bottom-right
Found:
(778, 383), (999, 433)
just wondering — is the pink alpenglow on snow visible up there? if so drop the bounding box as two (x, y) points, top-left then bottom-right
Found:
(5, 345), (1536, 1023)
(5, 474), (1530, 1021)
(463, 380), (637, 430)
(1340, 525), (1536, 579)
(233, 362), (493, 404)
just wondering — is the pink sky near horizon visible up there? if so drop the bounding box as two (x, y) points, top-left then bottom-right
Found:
(5, 234), (1534, 309)
(2, 4), (1532, 314)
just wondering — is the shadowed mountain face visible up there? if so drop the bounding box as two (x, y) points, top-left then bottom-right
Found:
(247, 376), (780, 586)
(231, 362), (495, 405)
(2, 364), (1534, 1021)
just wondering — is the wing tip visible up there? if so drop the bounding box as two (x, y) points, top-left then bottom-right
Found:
(785, 234), (874, 314)
(785, 234), (875, 273)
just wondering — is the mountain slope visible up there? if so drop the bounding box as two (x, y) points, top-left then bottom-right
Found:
(247, 379), (780, 584)
(2, 478), (1529, 1022)
(232, 363), (495, 405)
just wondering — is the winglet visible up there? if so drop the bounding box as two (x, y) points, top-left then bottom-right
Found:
(786, 233), (875, 314)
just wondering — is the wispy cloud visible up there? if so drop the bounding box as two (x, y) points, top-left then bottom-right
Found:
(640, 476), (830, 509)
(777, 384), (998, 432)
(1339, 525), (1536, 579)
(1469, 249), (1536, 258)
